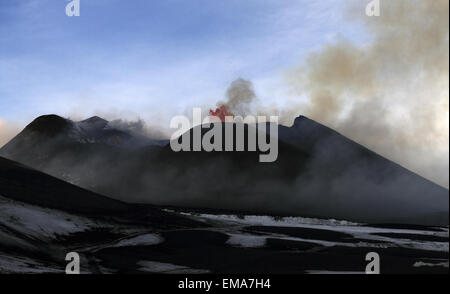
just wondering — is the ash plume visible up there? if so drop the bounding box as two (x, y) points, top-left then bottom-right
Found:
(285, 0), (449, 187)
(217, 78), (256, 116)
(107, 118), (167, 140)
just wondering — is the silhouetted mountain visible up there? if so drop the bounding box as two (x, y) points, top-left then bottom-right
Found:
(0, 114), (448, 225)
(0, 114), (168, 186)
(277, 116), (448, 205)
(1, 114), (167, 154)
(0, 156), (129, 215)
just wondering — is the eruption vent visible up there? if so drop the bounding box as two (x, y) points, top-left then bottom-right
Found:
(209, 105), (233, 122)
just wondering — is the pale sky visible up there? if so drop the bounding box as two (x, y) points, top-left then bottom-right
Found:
(0, 0), (366, 128)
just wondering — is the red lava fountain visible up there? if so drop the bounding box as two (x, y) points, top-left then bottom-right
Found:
(209, 105), (233, 122)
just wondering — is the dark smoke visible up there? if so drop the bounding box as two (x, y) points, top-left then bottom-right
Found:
(217, 78), (257, 116)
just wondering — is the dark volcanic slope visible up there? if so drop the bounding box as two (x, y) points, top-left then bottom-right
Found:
(0, 115), (165, 160)
(279, 116), (444, 189)
(275, 116), (449, 224)
(0, 114), (167, 190)
(0, 156), (129, 215)
(0, 114), (448, 226)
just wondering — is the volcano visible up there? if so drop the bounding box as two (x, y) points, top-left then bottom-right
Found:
(1, 115), (167, 152)
(209, 105), (233, 121)
(0, 114), (448, 226)
(0, 115), (168, 186)
(0, 114), (448, 274)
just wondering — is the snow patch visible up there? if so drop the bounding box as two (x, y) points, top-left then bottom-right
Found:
(226, 233), (267, 248)
(137, 261), (209, 273)
(0, 254), (62, 274)
(413, 261), (449, 268)
(176, 211), (448, 252)
(111, 233), (163, 247)
(175, 212), (360, 227)
(0, 196), (101, 240)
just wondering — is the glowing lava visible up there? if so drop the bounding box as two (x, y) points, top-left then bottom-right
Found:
(209, 105), (233, 122)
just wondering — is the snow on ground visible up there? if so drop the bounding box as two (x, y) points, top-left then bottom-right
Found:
(0, 196), (103, 240)
(355, 234), (449, 252)
(226, 233), (267, 248)
(137, 261), (210, 274)
(0, 226), (37, 250)
(111, 233), (163, 248)
(187, 213), (447, 237)
(171, 211), (359, 227)
(172, 211), (448, 252)
(413, 260), (449, 268)
(0, 254), (63, 274)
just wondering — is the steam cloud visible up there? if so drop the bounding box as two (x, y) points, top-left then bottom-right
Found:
(219, 1), (449, 187)
(107, 118), (167, 140)
(283, 0), (449, 187)
(217, 78), (257, 116)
